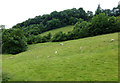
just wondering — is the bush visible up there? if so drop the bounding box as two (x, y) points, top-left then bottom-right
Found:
(27, 35), (37, 44)
(90, 13), (109, 35)
(107, 16), (119, 33)
(42, 33), (52, 42)
(67, 31), (75, 40)
(74, 18), (84, 29)
(73, 21), (91, 39)
(2, 28), (27, 54)
(27, 35), (43, 44)
(90, 13), (119, 35)
(52, 31), (67, 42)
(27, 33), (51, 44)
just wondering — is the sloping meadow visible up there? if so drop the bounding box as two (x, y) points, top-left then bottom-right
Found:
(2, 32), (118, 81)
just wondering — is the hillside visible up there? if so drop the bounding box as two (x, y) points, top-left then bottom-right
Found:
(2, 32), (118, 81)
(40, 25), (74, 36)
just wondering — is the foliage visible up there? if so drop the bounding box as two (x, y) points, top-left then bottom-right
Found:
(74, 18), (84, 28)
(90, 13), (109, 35)
(95, 4), (104, 15)
(11, 4), (120, 38)
(73, 21), (91, 39)
(116, 16), (120, 31)
(52, 31), (67, 42)
(95, 4), (120, 17)
(66, 31), (75, 40)
(2, 5), (120, 54)
(41, 33), (52, 42)
(50, 14), (119, 42)
(2, 33), (118, 81)
(12, 7), (91, 37)
(27, 35), (38, 44)
(2, 28), (27, 54)
(22, 24), (43, 37)
(27, 33), (52, 44)
(86, 11), (93, 20)
(107, 16), (120, 33)
(0, 25), (5, 29)
(46, 18), (61, 30)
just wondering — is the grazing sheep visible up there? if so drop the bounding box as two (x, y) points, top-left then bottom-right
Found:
(36, 56), (39, 59)
(47, 56), (50, 58)
(80, 47), (82, 50)
(110, 39), (115, 42)
(9, 57), (14, 59)
(60, 43), (64, 46)
(55, 51), (58, 54)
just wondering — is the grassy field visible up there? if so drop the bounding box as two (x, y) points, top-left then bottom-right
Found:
(39, 25), (74, 36)
(2, 32), (118, 81)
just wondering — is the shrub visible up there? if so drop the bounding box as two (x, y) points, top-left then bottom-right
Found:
(67, 31), (75, 40)
(27, 33), (51, 44)
(52, 31), (67, 42)
(27, 35), (36, 44)
(42, 33), (52, 42)
(27, 35), (42, 44)
(73, 21), (91, 39)
(90, 13), (109, 35)
(90, 14), (119, 35)
(2, 28), (27, 54)
(107, 16), (119, 33)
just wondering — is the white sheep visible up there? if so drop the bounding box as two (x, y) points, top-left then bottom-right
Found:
(110, 39), (115, 42)
(80, 47), (82, 50)
(55, 51), (58, 54)
(47, 56), (50, 58)
(36, 56), (39, 59)
(9, 57), (14, 59)
(60, 43), (64, 46)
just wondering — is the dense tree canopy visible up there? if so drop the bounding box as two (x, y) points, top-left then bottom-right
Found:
(2, 4), (120, 54)
(12, 4), (119, 39)
(12, 7), (92, 37)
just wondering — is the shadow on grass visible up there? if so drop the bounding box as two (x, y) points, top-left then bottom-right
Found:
(2, 72), (13, 82)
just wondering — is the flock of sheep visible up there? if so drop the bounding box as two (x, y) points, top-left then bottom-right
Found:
(47, 38), (115, 58)
(9, 39), (115, 59)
